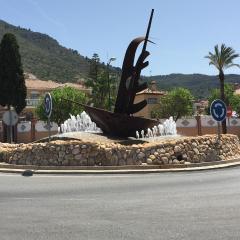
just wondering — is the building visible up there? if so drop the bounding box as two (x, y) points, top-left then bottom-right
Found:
(24, 73), (91, 115)
(0, 73), (92, 142)
(0, 73), (92, 118)
(133, 81), (166, 118)
(193, 99), (209, 115)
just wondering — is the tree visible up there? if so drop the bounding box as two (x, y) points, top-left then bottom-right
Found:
(205, 44), (239, 133)
(151, 88), (194, 121)
(86, 53), (118, 110)
(207, 84), (240, 115)
(35, 86), (88, 127)
(86, 54), (107, 108)
(0, 33), (26, 113)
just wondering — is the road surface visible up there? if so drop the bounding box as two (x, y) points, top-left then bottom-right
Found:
(1, 168), (240, 239)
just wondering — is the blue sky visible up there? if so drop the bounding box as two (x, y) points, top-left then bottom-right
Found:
(1, 0), (240, 76)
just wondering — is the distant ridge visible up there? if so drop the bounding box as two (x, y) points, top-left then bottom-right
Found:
(145, 73), (240, 99)
(1, 19), (240, 98)
(0, 19), (91, 83)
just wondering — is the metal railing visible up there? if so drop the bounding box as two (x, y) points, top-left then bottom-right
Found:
(26, 98), (41, 107)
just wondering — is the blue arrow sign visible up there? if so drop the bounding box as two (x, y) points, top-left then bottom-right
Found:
(44, 92), (52, 118)
(210, 99), (227, 122)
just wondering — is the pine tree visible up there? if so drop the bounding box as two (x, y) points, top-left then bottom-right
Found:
(86, 53), (107, 108)
(0, 33), (26, 113)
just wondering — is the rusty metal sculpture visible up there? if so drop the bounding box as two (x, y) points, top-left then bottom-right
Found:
(114, 9), (154, 115)
(64, 9), (158, 138)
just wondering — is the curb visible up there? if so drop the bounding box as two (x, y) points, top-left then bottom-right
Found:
(0, 158), (240, 175)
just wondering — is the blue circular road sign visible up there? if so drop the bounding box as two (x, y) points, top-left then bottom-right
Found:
(210, 99), (227, 122)
(44, 92), (52, 118)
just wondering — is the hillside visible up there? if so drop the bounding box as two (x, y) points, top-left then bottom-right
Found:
(1, 20), (240, 98)
(0, 19), (91, 82)
(145, 74), (240, 99)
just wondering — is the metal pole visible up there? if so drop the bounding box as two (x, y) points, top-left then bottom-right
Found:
(48, 117), (50, 142)
(142, 9), (154, 53)
(107, 63), (111, 111)
(217, 122), (221, 143)
(9, 108), (12, 143)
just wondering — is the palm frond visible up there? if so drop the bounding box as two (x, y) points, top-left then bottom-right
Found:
(206, 43), (239, 72)
(225, 63), (240, 69)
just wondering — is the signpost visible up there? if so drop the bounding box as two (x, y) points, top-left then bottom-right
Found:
(227, 106), (232, 127)
(210, 99), (227, 141)
(3, 109), (18, 143)
(44, 93), (52, 142)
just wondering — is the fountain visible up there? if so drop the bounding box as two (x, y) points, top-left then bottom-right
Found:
(58, 111), (178, 143)
(60, 111), (101, 133)
(3, 9), (236, 169)
(63, 9), (158, 138)
(136, 117), (177, 139)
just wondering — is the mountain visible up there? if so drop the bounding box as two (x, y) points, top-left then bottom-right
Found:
(145, 74), (240, 99)
(1, 20), (240, 98)
(0, 19), (92, 83)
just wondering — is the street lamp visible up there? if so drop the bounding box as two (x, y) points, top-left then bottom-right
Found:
(107, 57), (116, 111)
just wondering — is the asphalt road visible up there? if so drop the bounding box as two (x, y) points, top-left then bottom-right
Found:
(1, 168), (240, 240)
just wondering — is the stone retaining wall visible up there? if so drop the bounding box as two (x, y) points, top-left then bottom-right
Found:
(0, 134), (239, 166)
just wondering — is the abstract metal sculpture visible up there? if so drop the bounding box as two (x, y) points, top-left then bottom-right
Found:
(114, 9), (154, 115)
(64, 9), (158, 138)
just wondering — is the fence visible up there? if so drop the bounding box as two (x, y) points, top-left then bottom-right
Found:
(0, 115), (240, 143)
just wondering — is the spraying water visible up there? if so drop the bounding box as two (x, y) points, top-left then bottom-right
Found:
(60, 111), (102, 133)
(59, 112), (177, 141)
(135, 117), (177, 139)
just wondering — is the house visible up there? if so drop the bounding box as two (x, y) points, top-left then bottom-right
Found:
(24, 73), (91, 116)
(0, 73), (92, 142)
(133, 81), (166, 119)
(0, 73), (91, 118)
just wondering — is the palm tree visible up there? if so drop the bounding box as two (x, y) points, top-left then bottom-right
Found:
(205, 44), (239, 134)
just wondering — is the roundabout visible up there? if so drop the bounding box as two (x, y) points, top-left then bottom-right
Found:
(1, 166), (240, 239)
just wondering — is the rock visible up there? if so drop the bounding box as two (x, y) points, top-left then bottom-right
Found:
(151, 149), (156, 155)
(192, 142), (198, 147)
(136, 160), (142, 165)
(188, 151), (194, 158)
(158, 148), (166, 154)
(59, 151), (65, 157)
(173, 159), (180, 164)
(105, 151), (112, 160)
(193, 148), (199, 155)
(182, 154), (188, 160)
(74, 154), (82, 160)
(146, 158), (152, 164)
(72, 148), (80, 155)
(149, 155), (156, 161)
(154, 152), (159, 157)
(174, 146), (181, 153)
(161, 157), (168, 164)
(136, 149), (141, 153)
(165, 153), (171, 158)
(137, 152), (145, 160)
(152, 159), (162, 164)
(192, 155), (200, 163)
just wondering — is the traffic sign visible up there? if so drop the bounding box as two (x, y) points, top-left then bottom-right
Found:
(2, 110), (18, 126)
(227, 106), (232, 118)
(44, 92), (52, 118)
(210, 99), (227, 122)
